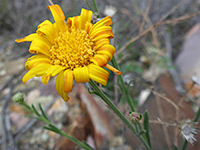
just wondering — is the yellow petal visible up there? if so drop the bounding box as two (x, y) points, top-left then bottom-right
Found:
(91, 54), (109, 66)
(29, 40), (51, 56)
(89, 16), (112, 34)
(53, 22), (60, 34)
(37, 21), (57, 43)
(67, 16), (80, 29)
(96, 45), (116, 61)
(38, 20), (52, 28)
(48, 4), (67, 32)
(25, 55), (51, 70)
(85, 22), (93, 34)
(64, 70), (73, 93)
(95, 38), (110, 49)
(74, 67), (89, 83)
(92, 31), (114, 41)
(88, 64), (109, 86)
(97, 51), (112, 61)
(41, 74), (50, 85)
(90, 26), (113, 39)
(56, 71), (69, 102)
(79, 8), (93, 30)
(97, 45), (115, 55)
(16, 33), (37, 43)
(105, 64), (121, 75)
(16, 32), (51, 46)
(22, 63), (52, 83)
(46, 65), (65, 76)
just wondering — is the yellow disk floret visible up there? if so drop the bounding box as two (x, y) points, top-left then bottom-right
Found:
(50, 28), (96, 69)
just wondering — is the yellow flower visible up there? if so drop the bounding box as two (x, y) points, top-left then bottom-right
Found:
(16, 4), (121, 102)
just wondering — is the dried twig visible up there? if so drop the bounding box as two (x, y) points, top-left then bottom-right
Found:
(153, 89), (181, 146)
(149, 119), (177, 127)
(155, 93), (172, 148)
(160, 10), (200, 26)
(117, 0), (188, 54)
(152, 91), (179, 110)
(141, 0), (160, 48)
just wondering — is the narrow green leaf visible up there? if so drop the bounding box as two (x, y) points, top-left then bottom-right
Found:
(143, 111), (151, 148)
(181, 140), (188, 150)
(194, 107), (200, 122)
(87, 88), (98, 95)
(31, 104), (41, 117)
(39, 103), (49, 121)
(24, 115), (38, 119)
(43, 126), (59, 133)
(84, 0), (93, 10)
(48, 124), (60, 132)
(91, 0), (99, 16)
(139, 130), (146, 136)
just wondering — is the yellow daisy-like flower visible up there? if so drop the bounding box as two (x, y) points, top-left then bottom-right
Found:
(16, 4), (121, 102)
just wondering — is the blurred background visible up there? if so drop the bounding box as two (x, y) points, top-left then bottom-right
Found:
(0, 0), (200, 149)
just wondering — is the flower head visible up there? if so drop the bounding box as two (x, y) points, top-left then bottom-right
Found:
(180, 120), (198, 144)
(16, 4), (121, 102)
(129, 112), (141, 123)
(12, 92), (24, 103)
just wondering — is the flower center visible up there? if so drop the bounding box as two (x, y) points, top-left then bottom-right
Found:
(49, 28), (95, 70)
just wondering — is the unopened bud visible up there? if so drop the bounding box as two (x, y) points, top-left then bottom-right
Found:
(12, 92), (24, 103)
(129, 112), (141, 123)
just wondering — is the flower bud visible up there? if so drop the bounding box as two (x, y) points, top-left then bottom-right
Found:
(129, 112), (141, 123)
(12, 92), (24, 103)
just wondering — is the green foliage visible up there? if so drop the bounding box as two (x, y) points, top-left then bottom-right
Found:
(13, 98), (94, 150)
(143, 110), (151, 148)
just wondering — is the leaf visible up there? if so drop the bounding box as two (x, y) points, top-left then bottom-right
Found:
(43, 126), (58, 133)
(143, 110), (151, 148)
(31, 104), (41, 117)
(39, 103), (49, 121)
(87, 88), (98, 95)
(24, 115), (38, 119)
(194, 107), (200, 122)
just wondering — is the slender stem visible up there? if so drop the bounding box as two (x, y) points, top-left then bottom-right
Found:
(20, 101), (93, 150)
(91, 0), (100, 17)
(85, 0), (93, 11)
(111, 56), (135, 111)
(89, 80), (136, 133)
(58, 130), (94, 150)
(89, 80), (151, 149)
(181, 140), (188, 150)
(194, 106), (200, 122)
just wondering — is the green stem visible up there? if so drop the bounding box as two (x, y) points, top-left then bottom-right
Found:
(89, 80), (151, 149)
(111, 56), (135, 111)
(58, 130), (94, 150)
(91, 0), (100, 17)
(21, 101), (93, 150)
(21, 102), (32, 110)
(85, 0), (93, 11)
